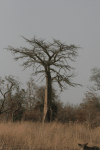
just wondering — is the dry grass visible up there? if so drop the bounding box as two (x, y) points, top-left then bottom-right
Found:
(0, 122), (100, 150)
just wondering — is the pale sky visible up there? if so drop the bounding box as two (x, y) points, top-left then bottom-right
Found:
(0, 0), (100, 105)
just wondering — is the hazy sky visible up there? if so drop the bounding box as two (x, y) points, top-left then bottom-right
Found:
(0, 1), (100, 105)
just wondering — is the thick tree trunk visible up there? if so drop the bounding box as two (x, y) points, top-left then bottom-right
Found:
(42, 68), (52, 123)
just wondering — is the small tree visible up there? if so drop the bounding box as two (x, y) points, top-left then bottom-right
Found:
(89, 67), (100, 92)
(6, 36), (81, 122)
(79, 91), (100, 128)
(0, 75), (21, 120)
(26, 77), (37, 111)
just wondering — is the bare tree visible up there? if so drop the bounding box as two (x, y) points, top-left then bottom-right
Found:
(26, 77), (37, 111)
(89, 67), (100, 92)
(5, 36), (81, 122)
(0, 75), (21, 121)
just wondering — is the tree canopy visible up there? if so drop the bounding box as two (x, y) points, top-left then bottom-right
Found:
(6, 36), (81, 122)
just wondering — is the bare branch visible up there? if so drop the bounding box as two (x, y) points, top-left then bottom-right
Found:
(5, 36), (81, 91)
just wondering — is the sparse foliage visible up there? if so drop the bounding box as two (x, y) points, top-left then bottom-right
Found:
(89, 67), (100, 92)
(6, 36), (81, 122)
(77, 91), (100, 128)
(0, 75), (21, 116)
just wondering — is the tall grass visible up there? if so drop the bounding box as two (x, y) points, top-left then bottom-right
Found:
(0, 122), (100, 150)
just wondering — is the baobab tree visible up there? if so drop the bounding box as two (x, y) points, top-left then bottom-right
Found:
(6, 36), (81, 122)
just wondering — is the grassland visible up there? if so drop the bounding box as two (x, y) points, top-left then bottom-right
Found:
(0, 121), (100, 150)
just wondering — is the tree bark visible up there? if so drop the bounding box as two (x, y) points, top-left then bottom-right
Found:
(42, 67), (52, 122)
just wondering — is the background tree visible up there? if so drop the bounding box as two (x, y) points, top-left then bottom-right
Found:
(57, 102), (78, 123)
(89, 67), (100, 92)
(10, 87), (26, 122)
(77, 92), (100, 128)
(6, 36), (80, 122)
(0, 75), (22, 121)
(26, 77), (37, 111)
(80, 67), (100, 128)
